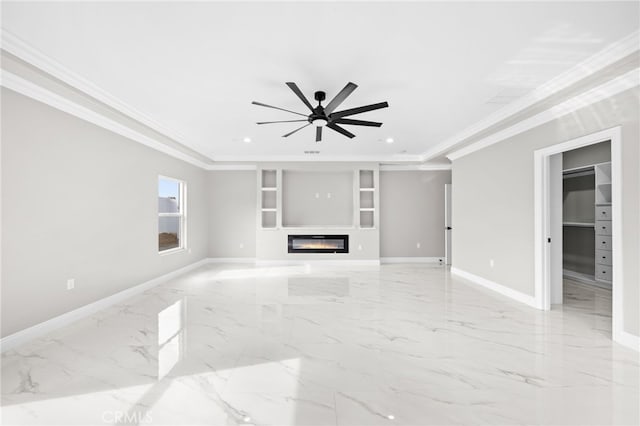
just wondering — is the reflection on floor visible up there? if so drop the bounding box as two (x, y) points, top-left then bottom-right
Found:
(1, 264), (638, 425)
(561, 278), (613, 338)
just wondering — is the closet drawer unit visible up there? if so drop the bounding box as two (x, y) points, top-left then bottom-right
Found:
(595, 205), (612, 220)
(596, 249), (612, 266)
(595, 264), (612, 282)
(596, 235), (612, 250)
(595, 220), (612, 236)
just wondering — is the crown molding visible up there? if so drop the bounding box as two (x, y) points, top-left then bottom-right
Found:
(210, 154), (425, 163)
(1, 29), (214, 161)
(379, 164), (451, 171)
(422, 30), (640, 161)
(1, 70), (211, 169)
(207, 165), (257, 171)
(447, 67), (639, 161)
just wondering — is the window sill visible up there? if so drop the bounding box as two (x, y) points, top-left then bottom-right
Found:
(159, 247), (186, 256)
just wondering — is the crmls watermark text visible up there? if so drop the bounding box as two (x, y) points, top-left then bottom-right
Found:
(102, 411), (152, 424)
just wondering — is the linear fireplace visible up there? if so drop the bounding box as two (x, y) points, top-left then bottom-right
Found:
(288, 235), (349, 254)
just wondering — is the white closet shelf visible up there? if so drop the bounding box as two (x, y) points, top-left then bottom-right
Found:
(359, 188), (375, 192)
(359, 208), (375, 212)
(261, 208), (277, 212)
(261, 187), (277, 191)
(563, 222), (595, 228)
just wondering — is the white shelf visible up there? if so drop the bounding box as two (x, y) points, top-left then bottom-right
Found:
(563, 222), (595, 228)
(261, 187), (277, 191)
(261, 208), (277, 212)
(358, 170), (375, 228)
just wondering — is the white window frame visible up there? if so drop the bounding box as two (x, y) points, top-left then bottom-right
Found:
(158, 175), (187, 255)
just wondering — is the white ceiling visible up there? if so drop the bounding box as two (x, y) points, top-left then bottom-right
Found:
(2, 1), (639, 161)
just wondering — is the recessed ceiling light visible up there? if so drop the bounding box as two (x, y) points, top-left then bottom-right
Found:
(243, 416), (251, 422)
(243, 137), (252, 143)
(387, 414), (395, 420)
(385, 137), (394, 144)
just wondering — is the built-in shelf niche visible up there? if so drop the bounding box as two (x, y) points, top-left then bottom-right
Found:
(261, 211), (276, 228)
(359, 190), (374, 209)
(358, 170), (375, 228)
(595, 162), (612, 205)
(359, 170), (374, 189)
(260, 169), (278, 228)
(360, 210), (374, 228)
(262, 170), (277, 189)
(262, 190), (276, 210)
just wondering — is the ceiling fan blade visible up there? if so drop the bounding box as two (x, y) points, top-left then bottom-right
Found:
(330, 102), (389, 119)
(324, 82), (358, 114)
(327, 123), (355, 139)
(257, 119), (309, 125)
(285, 82), (315, 111)
(252, 101), (308, 117)
(282, 123), (311, 138)
(333, 118), (382, 127)
(316, 126), (322, 142)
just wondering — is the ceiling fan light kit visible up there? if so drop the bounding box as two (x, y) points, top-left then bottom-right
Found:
(253, 82), (389, 142)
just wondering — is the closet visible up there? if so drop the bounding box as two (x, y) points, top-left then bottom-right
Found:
(562, 142), (612, 288)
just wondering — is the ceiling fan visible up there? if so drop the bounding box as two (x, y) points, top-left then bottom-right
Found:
(252, 82), (389, 142)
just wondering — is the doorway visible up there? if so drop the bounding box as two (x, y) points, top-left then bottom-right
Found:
(445, 183), (452, 265)
(534, 127), (623, 343)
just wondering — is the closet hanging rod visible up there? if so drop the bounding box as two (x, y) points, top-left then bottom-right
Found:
(563, 165), (595, 178)
(563, 165), (595, 175)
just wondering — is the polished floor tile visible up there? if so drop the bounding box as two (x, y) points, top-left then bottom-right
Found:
(1, 265), (638, 425)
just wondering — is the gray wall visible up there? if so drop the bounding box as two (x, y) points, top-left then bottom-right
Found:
(563, 141), (611, 170)
(207, 171), (256, 258)
(452, 87), (640, 336)
(379, 171), (451, 257)
(1, 89), (209, 337)
(282, 170), (353, 227)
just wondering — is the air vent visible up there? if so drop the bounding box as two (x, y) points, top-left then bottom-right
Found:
(304, 150), (320, 155)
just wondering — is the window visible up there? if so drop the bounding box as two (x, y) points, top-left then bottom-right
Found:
(158, 176), (186, 253)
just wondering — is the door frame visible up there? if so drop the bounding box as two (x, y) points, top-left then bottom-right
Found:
(444, 183), (452, 265)
(533, 126), (622, 340)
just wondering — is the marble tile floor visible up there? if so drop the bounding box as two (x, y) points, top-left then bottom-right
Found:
(1, 264), (638, 425)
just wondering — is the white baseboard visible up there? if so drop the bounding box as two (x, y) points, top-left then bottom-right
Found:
(255, 259), (380, 266)
(381, 257), (444, 264)
(451, 267), (537, 308)
(614, 329), (640, 352)
(207, 257), (257, 264)
(0, 258), (210, 353)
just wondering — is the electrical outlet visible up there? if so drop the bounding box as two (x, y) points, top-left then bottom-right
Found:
(327, 193), (331, 199)
(67, 279), (75, 290)
(358, 244), (363, 251)
(489, 259), (495, 268)
(315, 193), (320, 199)
(239, 243), (244, 249)
(416, 242), (421, 249)
(188, 248), (192, 254)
